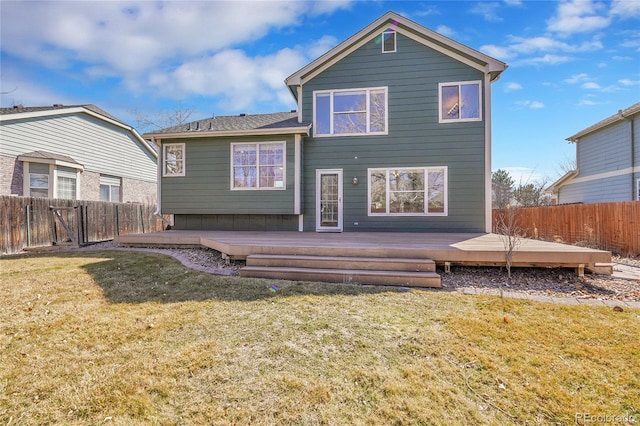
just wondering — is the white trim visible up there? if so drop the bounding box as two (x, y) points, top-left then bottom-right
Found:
(637, 178), (640, 201)
(230, 141), (287, 191)
(147, 126), (310, 140)
(313, 86), (388, 137)
(382, 29), (396, 53)
(162, 143), (186, 177)
(316, 169), (343, 232)
(298, 214), (304, 232)
(294, 135), (301, 214)
(52, 165), (80, 200)
(564, 166), (640, 185)
(484, 74), (492, 233)
(438, 80), (482, 123)
(367, 167), (448, 216)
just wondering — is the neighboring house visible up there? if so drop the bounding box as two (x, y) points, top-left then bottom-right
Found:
(0, 104), (157, 204)
(549, 102), (640, 204)
(146, 12), (507, 233)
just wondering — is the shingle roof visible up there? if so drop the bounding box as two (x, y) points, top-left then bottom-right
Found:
(17, 150), (84, 169)
(146, 111), (310, 137)
(0, 104), (126, 126)
(566, 102), (640, 142)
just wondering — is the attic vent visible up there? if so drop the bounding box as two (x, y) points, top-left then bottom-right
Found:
(290, 109), (297, 113)
(195, 121), (200, 131)
(239, 113), (246, 117)
(13, 104), (24, 109)
(208, 121), (213, 130)
(53, 104), (64, 107)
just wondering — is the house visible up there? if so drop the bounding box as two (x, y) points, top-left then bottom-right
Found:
(146, 11), (507, 233)
(549, 102), (640, 204)
(0, 104), (157, 204)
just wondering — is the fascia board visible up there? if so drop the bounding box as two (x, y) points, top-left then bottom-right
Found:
(146, 126), (311, 140)
(17, 155), (85, 171)
(567, 102), (640, 142)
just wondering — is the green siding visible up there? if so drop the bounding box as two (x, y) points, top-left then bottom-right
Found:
(301, 32), (487, 232)
(161, 135), (297, 215)
(174, 214), (298, 231)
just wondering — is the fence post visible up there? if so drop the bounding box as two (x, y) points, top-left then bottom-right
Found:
(115, 204), (120, 236)
(139, 204), (145, 234)
(25, 204), (31, 247)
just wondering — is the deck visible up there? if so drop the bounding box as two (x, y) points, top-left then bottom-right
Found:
(115, 230), (613, 274)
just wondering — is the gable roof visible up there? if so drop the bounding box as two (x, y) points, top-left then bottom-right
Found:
(144, 112), (311, 139)
(0, 104), (157, 158)
(285, 11), (507, 98)
(567, 102), (640, 143)
(547, 169), (579, 192)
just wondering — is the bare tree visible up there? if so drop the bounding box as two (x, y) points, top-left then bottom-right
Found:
(130, 102), (194, 133)
(555, 155), (577, 176)
(512, 178), (551, 207)
(494, 205), (523, 289)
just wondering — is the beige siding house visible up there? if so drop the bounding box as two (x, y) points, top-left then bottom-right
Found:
(0, 104), (157, 204)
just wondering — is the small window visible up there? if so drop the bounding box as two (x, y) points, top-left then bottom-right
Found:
(439, 81), (482, 123)
(29, 173), (49, 198)
(231, 142), (285, 190)
(368, 167), (447, 216)
(100, 175), (121, 202)
(382, 29), (396, 53)
(163, 143), (185, 177)
(55, 167), (78, 200)
(313, 87), (388, 137)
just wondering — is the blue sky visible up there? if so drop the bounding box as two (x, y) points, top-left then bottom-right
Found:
(1, 0), (639, 184)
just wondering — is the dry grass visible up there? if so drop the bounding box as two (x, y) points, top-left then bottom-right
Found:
(1, 251), (639, 425)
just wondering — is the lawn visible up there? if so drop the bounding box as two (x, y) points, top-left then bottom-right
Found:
(1, 251), (639, 425)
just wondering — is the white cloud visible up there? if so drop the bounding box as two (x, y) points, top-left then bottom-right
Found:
(479, 44), (513, 61)
(564, 73), (590, 84)
(470, 2), (503, 22)
(577, 99), (599, 106)
(435, 25), (455, 38)
(547, 0), (611, 35)
(581, 82), (601, 89)
(515, 54), (573, 66)
(610, 0), (640, 18)
(503, 82), (523, 92)
(504, 0), (523, 6)
(500, 167), (544, 185)
(516, 100), (545, 109)
(619, 79), (640, 86)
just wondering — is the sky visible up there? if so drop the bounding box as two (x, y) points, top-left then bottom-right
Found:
(1, 0), (639, 185)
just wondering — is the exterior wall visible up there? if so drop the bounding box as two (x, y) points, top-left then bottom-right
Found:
(122, 177), (157, 204)
(161, 134), (297, 215)
(0, 155), (22, 195)
(559, 113), (638, 204)
(0, 111), (157, 202)
(300, 32), (486, 232)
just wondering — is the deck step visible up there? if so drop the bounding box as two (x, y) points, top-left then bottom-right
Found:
(245, 254), (436, 272)
(240, 266), (441, 288)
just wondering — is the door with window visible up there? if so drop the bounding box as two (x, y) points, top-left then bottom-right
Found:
(316, 169), (343, 232)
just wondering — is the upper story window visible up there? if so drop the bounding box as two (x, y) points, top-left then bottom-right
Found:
(368, 167), (448, 216)
(314, 87), (388, 137)
(231, 142), (285, 190)
(163, 143), (185, 177)
(439, 81), (482, 123)
(382, 29), (396, 53)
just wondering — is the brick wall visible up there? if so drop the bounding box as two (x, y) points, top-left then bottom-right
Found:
(122, 177), (157, 204)
(0, 155), (24, 196)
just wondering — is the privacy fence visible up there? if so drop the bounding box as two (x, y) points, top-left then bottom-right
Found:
(493, 201), (640, 256)
(1, 196), (165, 255)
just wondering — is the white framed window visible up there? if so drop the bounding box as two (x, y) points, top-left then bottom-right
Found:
(313, 87), (388, 137)
(29, 172), (49, 198)
(55, 167), (78, 200)
(637, 178), (640, 201)
(382, 29), (396, 53)
(368, 167), (448, 216)
(163, 143), (185, 177)
(100, 175), (121, 202)
(231, 142), (285, 190)
(438, 81), (482, 123)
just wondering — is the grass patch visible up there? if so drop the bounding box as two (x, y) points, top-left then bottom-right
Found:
(1, 251), (639, 425)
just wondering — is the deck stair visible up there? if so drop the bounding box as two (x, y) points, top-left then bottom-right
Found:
(240, 254), (441, 288)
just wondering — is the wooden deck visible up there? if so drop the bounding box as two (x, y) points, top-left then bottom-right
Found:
(115, 230), (613, 274)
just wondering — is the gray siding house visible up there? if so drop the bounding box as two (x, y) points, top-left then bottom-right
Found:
(550, 102), (640, 204)
(147, 12), (507, 233)
(0, 104), (158, 204)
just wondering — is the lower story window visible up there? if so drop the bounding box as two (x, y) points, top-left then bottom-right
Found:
(100, 175), (121, 202)
(231, 142), (285, 190)
(55, 167), (78, 200)
(29, 173), (49, 198)
(368, 167), (447, 216)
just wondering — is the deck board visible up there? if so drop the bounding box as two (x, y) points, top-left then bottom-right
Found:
(116, 231), (612, 273)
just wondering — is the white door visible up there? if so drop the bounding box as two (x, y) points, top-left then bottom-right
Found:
(316, 169), (343, 232)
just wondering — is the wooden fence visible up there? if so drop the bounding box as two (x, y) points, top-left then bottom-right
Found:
(492, 201), (640, 256)
(1, 196), (165, 255)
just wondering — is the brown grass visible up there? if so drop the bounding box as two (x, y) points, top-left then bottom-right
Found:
(1, 251), (639, 425)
